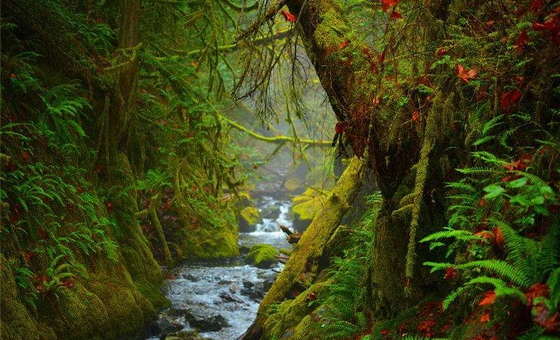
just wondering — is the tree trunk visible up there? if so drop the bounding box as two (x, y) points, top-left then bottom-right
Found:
(278, 0), (451, 318)
(109, 0), (141, 156)
(242, 156), (365, 339)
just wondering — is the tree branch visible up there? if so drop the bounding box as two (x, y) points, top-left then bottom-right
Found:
(220, 115), (330, 146)
(235, 0), (289, 42)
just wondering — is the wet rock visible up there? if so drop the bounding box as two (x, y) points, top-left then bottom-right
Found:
(260, 205), (281, 219)
(159, 319), (184, 339)
(239, 245), (251, 255)
(219, 292), (242, 303)
(245, 244), (278, 268)
(188, 314), (229, 332)
(146, 319), (162, 336)
(218, 279), (233, 285)
(180, 274), (200, 282)
(167, 308), (194, 319)
(228, 283), (239, 294)
(242, 280), (255, 289)
(165, 330), (204, 340)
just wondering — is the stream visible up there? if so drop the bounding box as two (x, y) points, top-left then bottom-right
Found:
(147, 196), (292, 340)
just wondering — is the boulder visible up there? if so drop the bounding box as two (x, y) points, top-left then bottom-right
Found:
(245, 244), (278, 269)
(188, 314), (229, 332)
(238, 206), (260, 233)
(291, 188), (328, 231)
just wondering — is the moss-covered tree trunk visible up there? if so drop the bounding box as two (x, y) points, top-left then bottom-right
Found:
(242, 156), (365, 339)
(272, 0), (452, 319)
(109, 0), (141, 156)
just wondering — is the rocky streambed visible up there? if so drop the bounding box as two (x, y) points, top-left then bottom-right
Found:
(146, 197), (292, 340)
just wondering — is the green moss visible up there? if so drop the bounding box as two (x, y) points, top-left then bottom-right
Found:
(0, 254), (44, 339)
(292, 189), (329, 230)
(263, 281), (331, 339)
(283, 176), (304, 192)
(239, 206), (260, 229)
(179, 223), (239, 260)
(245, 244), (278, 268)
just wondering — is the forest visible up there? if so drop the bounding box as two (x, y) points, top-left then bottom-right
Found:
(1, 0), (559, 339)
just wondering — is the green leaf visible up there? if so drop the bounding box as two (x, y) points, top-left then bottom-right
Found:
(484, 184), (505, 199)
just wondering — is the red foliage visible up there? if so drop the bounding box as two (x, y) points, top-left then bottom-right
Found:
(22, 151), (30, 160)
(381, 0), (401, 12)
(525, 283), (550, 305)
(455, 64), (477, 83)
(411, 110), (420, 123)
(338, 39), (350, 50)
(444, 267), (457, 280)
(493, 227), (504, 247)
(417, 319), (436, 333)
(280, 10), (296, 23)
(335, 121), (347, 134)
(62, 278), (75, 289)
(514, 30), (529, 51)
(499, 89), (522, 113)
(10, 73), (16, 78)
(390, 11), (403, 20)
(529, 0), (545, 13)
(480, 311), (491, 323)
(436, 47), (447, 56)
(479, 291), (496, 306)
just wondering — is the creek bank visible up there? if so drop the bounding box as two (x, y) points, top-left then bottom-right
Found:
(148, 196), (292, 340)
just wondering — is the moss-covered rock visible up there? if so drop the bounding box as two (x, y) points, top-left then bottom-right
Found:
(178, 223), (239, 260)
(291, 188), (329, 231)
(245, 244), (278, 268)
(239, 206), (260, 233)
(283, 176), (304, 193)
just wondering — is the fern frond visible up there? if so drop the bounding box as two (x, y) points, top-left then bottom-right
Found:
(457, 260), (533, 287)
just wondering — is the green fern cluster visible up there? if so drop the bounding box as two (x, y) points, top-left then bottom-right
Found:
(303, 219), (375, 339)
(421, 145), (560, 336)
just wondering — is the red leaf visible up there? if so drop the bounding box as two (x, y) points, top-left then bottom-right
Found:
(479, 291), (496, 306)
(436, 47), (447, 56)
(252, 164), (259, 170)
(390, 11), (403, 20)
(455, 64), (477, 83)
(10, 73), (16, 78)
(381, 0), (401, 12)
(335, 121), (347, 134)
(444, 267), (457, 280)
(280, 10), (297, 23)
(22, 151), (29, 160)
(500, 89), (522, 113)
(480, 311), (491, 323)
(493, 227), (504, 247)
(529, 0), (544, 13)
(411, 110), (420, 123)
(514, 30), (529, 51)
(417, 319), (436, 332)
(338, 39), (350, 50)
(525, 283), (550, 306)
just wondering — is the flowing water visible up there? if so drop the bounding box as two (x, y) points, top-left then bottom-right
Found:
(147, 197), (292, 340)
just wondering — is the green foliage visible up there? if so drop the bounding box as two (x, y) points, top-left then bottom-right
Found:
(422, 141), (559, 334)
(304, 222), (375, 339)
